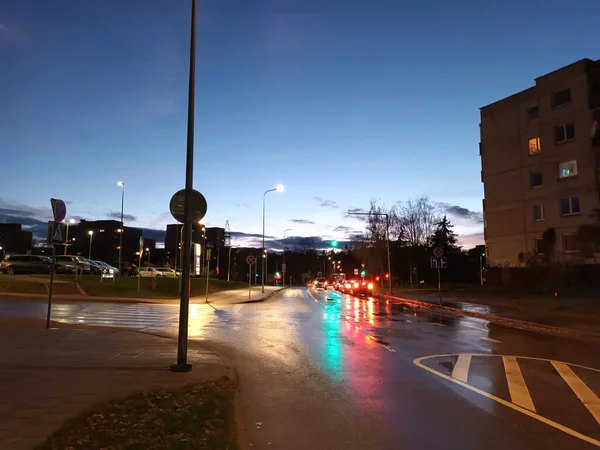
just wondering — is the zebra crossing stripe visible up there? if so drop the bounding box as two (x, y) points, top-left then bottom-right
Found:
(552, 361), (600, 425)
(503, 356), (536, 412)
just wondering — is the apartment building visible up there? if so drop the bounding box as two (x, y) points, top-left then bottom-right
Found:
(480, 58), (600, 266)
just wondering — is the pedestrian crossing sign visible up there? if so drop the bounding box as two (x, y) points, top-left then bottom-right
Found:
(52, 221), (66, 243)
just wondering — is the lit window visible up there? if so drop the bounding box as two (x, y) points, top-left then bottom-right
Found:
(563, 234), (578, 253)
(558, 160), (578, 179)
(533, 205), (544, 221)
(552, 88), (571, 108)
(559, 195), (581, 216)
(554, 123), (575, 143)
(528, 137), (541, 155)
(99, 229), (105, 233)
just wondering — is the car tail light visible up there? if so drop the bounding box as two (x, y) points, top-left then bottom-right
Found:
(353, 282), (359, 288)
(324, 281), (328, 285)
(368, 283), (373, 289)
(362, 282), (366, 286)
(345, 283), (351, 289)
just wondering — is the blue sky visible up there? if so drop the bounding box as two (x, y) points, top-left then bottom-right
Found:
(1, 0), (598, 248)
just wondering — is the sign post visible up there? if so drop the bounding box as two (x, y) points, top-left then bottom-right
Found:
(246, 255), (256, 299)
(431, 248), (445, 304)
(47, 199), (67, 329)
(137, 237), (144, 293)
(205, 249), (211, 304)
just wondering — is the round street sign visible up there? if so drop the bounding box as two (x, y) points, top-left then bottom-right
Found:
(246, 255), (256, 265)
(169, 189), (207, 224)
(433, 247), (443, 257)
(50, 198), (67, 223)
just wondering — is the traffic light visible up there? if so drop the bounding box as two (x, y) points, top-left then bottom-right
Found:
(330, 240), (338, 247)
(360, 270), (366, 277)
(275, 271), (280, 277)
(385, 273), (389, 279)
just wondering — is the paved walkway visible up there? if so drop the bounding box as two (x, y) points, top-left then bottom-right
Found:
(0, 318), (230, 450)
(0, 285), (283, 305)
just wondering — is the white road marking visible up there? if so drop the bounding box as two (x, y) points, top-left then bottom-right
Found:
(451, 354), (471, 383)
(552, 361), (600, 425)
(481, 337), (503, 343)
(414, 354), (600, 447)
(503, 356), (536, 412)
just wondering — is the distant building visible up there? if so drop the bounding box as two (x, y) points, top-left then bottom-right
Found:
(164, 224), (226, 277)
(46, 219), (146, 265)
(0, 223), (33, 254)
(480, 58), (600, 266)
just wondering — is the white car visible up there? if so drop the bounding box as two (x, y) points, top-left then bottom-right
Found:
(138, 267), (161, 277)
(154, 268), (180, 278)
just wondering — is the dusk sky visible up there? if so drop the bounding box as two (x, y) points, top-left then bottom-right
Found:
(1, 0), (598, 248)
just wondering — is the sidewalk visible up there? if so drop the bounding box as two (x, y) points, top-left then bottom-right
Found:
(382, 291), (600, 340)
(0, 318), (230, 450)
(0, 286), (284, 305)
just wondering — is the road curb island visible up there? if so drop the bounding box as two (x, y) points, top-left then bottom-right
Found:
(379, 293), (600, 342)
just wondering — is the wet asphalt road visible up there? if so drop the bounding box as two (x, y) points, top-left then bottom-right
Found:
(2, 287), (600, 449)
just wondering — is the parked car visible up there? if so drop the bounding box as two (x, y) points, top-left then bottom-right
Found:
(138, 267), (160, 277)
(54, 255), (92, 274)
(154, 268), (180, 278)
(0, 254), (52, 274)
(114, 262), (138, 276)
(93, 260), (120, 275)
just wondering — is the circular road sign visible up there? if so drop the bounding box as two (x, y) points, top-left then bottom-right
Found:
(169, 189), (207, 224)
(50, 198), (67, 222)
(433, 247), (443, 257)
(246, 255), (256, 265)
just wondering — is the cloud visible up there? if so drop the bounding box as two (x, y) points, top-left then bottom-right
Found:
(314, 197), (339, 209)
(438, 203), (483, 223)
(458, 231), (485, 248)
(290, 219), (315, 225)
(333, 225), (354, 234)
(107, 211), (137, 222)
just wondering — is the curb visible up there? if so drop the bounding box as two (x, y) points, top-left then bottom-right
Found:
(379, 294), (600, 342)
(237, 286), (289, 304)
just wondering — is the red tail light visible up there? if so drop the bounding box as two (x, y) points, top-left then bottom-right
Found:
(362, 282), (366, 286)
(353, 282), (359, 288)
(324, 281), (328, 285)
(345, 283), (351, 289)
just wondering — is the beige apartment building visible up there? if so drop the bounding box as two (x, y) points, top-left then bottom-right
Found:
(480, 58), (600, 267)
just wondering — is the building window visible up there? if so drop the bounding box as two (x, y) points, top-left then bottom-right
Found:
(559, 195), (581, 216)
(563, 234), (578, 253)
(558, 160), (578, 179)
(535, 238), (544, 255)
(528, 137), (541, 155)
(533, 204), (544, 221)
(530, 172), (543, 188)
(552, 88), (571, 108)
(527, 106), (539, 121)
(554, 123), (575, 143)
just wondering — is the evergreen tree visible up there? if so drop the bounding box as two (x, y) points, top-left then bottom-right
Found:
(431, 215), (459, 252)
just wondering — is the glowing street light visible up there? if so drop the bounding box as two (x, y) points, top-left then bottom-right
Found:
(64, 218), (76, 255)
(88, 230), (94, 259)
(262, 184), (284, 293)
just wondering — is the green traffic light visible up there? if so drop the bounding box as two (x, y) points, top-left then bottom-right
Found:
(360, 270), (366, 277)
(331, 240), (338, 247)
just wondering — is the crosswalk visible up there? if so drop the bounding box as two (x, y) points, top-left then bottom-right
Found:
(415, 353), (600, 446)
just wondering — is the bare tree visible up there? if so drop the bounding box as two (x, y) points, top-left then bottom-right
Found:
(392, 196), (440, 248)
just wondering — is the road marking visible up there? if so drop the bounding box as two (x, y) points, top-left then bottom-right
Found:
(503, 356), (536, 412)
(431, 323), (445, 327)
(481, 337), (503, 343)
(552, 361), (600, 425)
(414, 354), (600, 447)
(451, 354), (471, 382)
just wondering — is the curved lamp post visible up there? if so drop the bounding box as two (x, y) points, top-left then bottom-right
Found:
(262, 184), (284, 293)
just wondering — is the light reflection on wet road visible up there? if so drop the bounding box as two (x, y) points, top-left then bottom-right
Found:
(1, 288), (599, 449)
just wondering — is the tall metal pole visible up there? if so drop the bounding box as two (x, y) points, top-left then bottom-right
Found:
(262, 191), (267, 293)
(171, 0), (196, 373)
(64, 223), (70, 256)
(118, 183), (125, 273)
(88, 232), (93, 259)
(283, 228), (291, 287)
(227, 246), (232, 282)
(386, 214), (392, 294)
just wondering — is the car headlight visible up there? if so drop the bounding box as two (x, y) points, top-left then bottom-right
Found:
(368, 283), (373, 289)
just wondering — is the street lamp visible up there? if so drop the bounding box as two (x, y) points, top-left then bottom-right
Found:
(88, 230), (94, 259)
(262, 184), (284, 293)
(64, 218), (75, 255)
(117, 181), (125, 273)
(283, 228), (291, 287)
(146, 247), (151, 267)
(480, 253), (485, 286)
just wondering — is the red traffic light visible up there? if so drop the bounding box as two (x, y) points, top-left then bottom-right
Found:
(385, 273), (389, 279)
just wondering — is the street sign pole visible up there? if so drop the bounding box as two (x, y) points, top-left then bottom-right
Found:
(248, 263), (252, 299)
(438, 266), (441, 305)
(46, 242), (56, 329)
(205, 249), (211, 303)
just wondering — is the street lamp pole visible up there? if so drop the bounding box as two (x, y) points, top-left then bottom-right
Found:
(64, 219), (75, 255)
(261, 184), (284, 293)
(283, 228), (291, 287)
(172, 0), (196, 374)
(88, 230), (94, 259)
(480, 254), (485, 286)
(146, 247), (151, 267)
(117, 181), (125, 273)
(347, 210), (393, 295)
